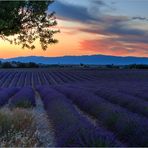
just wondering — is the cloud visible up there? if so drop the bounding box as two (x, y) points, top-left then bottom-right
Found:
(79, 39), (136, 56)
(49, 0), (148, 56)
(117, 35), (148, 44)
(105, 23), (146, 36)
(74, 18), (148, 46)
(93, 0), (106, 6)
(80, 38), (148, 56)
(56, 0), (106, 7)
(132, 17), (148, 21)
(49, 0), (102, 23)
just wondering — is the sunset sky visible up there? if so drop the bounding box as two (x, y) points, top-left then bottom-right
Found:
(0, 0), (148, 58)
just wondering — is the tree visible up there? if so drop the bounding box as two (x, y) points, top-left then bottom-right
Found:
(0, 0), (59, 50)
(1, 62), (13, 68)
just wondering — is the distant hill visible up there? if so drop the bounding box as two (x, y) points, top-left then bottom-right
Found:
(1, 54), (148, 65)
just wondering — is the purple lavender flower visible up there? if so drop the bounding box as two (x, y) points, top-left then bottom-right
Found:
(55, 85), (148, 146)
(0, 88), (19, 107)
(38, 86), (123, 147)
(9, 87), (35, 108)
(95, 88), (148, 117)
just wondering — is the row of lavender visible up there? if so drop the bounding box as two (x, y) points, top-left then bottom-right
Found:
(53, 85), (148, 146)
(35, 84), (148, 146)
(0, 86), (121, 147)
(0, 87), (35, 108)
(0, 83), (148, 146)
(0, 86), (123, 147)
(65, 83), (148, 117)
(0, 69), (148, 146)
(0, 69), (148, 88)
(0, 70), (98, 88)
(37, 86), (123, 147)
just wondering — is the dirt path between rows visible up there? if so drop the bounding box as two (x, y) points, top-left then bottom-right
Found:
(32, 91), (55, 147)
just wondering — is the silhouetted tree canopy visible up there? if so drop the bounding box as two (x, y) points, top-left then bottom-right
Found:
(0, 0), (59, 50)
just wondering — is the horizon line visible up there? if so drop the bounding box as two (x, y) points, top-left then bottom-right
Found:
(1, 54), (148, 60)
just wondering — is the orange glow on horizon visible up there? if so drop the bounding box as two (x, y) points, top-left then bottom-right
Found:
(0, 19), (148, 58)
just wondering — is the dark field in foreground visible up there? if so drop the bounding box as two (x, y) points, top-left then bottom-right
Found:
(0, 68), (148, 147)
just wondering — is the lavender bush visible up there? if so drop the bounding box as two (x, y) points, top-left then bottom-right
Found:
(10, 73), (21, 87)
(55, 86), (148, 146)
(2, 73), (16, 88)
(0, 88), (19, 107)
(0, 73), (11, 87)
(9, 87), (35, 108)
(37, 86), (122, 147)
(16, 73), (26, 87)
(119, 88), (148, 102)
(95, 88), (148, 117)
(25, 72), (32, 86)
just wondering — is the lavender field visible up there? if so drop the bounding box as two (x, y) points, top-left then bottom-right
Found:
(0, 68), (148, 147)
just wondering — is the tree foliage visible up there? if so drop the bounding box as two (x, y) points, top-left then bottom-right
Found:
(0, 0), (59, 50)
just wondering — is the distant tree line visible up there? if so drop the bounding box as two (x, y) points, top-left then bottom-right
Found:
(0, 61), (39, 68)
(79, 64), (148, 69)
(0, 61), (148, 69)
(126, 64), (148, 69)
(0, 61), (70, 68)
